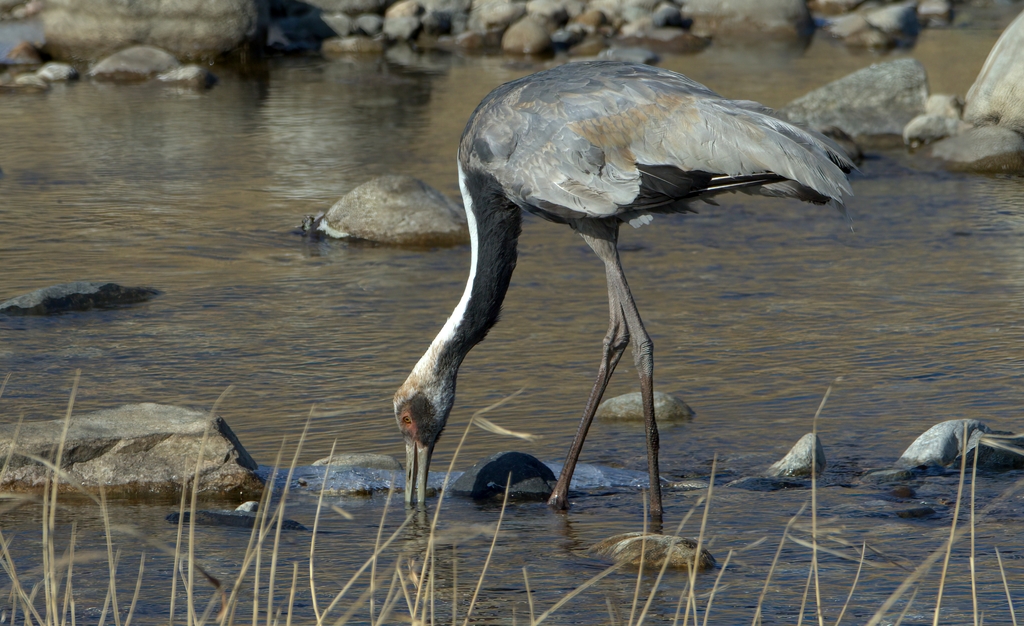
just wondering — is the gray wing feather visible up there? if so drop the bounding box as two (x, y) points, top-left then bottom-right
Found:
(460, 61), (853, 222)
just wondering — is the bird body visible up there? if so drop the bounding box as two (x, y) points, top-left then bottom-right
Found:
(395, 61), (853, 514)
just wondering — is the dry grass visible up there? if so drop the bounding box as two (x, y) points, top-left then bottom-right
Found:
(0, 377), (1022, 625)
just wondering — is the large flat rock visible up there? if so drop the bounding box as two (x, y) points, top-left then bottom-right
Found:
(0, 403), (263, 499)
(0, 282), (158, 315)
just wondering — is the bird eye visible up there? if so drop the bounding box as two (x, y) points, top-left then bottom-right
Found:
(402, 415), (412, 424)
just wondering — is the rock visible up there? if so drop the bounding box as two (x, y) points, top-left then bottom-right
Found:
(917, 0), (951, 27)
(568, 35), (607, 55)
(766, 433), (825, 478)
(961, 431), (1024, 471)
(307, 0), (388, 15)
(9, 73), (48, 90)
(896, 506), (935, 519)
(235, 500), (259, 512)
(572, 8), (607, 31)
(725, 476), (806, 491)
(651, 3), (683, 28)
(591, 533), (715, 570)
(598, 46), (659, 64)
(595, 391), (694, 423)
(314, 175), (468, 245)
(35, 62), (78, 82)
(0, 282), (158, 315)
(321, 12), (353, 36)
(1, 41), (41, 65)
(526, 0), (568, 28)
(864, 2), (918, 38)
(0, 404), (263, 498)
(963, 8), (1024, 135)
(930, 126), (1024, 173)
(808, 0), (864, 16)
(779, 59), (929, 139)
(897, 419), (989, 469)
(551, 27), (585, 50)
(386, 0), (423, 18)
(321, 35), (385, 55)
(682, 0), (813, 39)
(354, 13), (384, 35)
(619, 16), (653, 37)
(42, 0), (264, 61)
(616, 27), (708, 53)
(156, 65), (218, 89)
(312, 452), (403, 470)
(903, 114), (961, 147)
(166, 510), (308, 530)
(468, 0), (526, 32)
(421, 10), (455, 35)
(450, 451), (556, 500)
(825, 14), (895, 49)
(501, 15), (552, 54)
(925, 93), (963, 118)
(269, 8), (341, 52)
(384, 15), (422, 39)
(88, 46), (180, 81)
(889, 485), (916, 498)
(860, 468), (914, 484)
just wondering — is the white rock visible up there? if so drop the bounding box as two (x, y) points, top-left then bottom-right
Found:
(903, 114), (960, 146)
(766, 433), (826, 478)
(897, 419), (989, 468)
(964, 8), (1024, 135)
(35, 62), (78, 82)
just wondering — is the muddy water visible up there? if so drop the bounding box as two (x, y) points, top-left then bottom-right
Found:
(3, 7), (1024, 624)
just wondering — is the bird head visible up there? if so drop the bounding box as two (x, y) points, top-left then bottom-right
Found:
(394, 376), (454, 504)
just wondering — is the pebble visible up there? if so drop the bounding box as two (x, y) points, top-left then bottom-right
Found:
(35, 62), (79, 82)
(156, 65), (218, 89)
(903, 115), (961, 147)
(896, 506), (936, 519)
(591, 533), (715, 570)
(384, 15), (423, 40)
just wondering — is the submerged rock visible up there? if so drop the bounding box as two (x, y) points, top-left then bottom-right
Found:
(88, 46), (180, 81)
(860, 468), (914, 484)
(0, 404), (263, 498)
(595, 391), (694, 423)
(0, 282), (158, 315)
(312, 175), (468, 246)
(930, 126), (1024, 172)
(779, 59), (928, 139)
(166, 510), (307, 530)
(591, 532), (715, 570)
(312, 452), (402, 471)
(726, 476), (807, 491)
(451, 451), (556, 500)
(766, 433), (825, 478)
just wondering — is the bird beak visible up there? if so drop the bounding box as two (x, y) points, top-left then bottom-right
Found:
(404, 438), (434, 505)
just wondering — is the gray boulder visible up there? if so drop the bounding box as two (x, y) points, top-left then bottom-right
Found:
(384, 15), (422, 39)
(683, 0), (813, 39)
(766, 433), (825, 478)
(0, 404), (263, 498)
(591, 533), (715, 570)
(314, 175), (468, 245)
(42, 0), (265, 61)
(450, 451), (556, 500)
(321, 12), (353, 35)
(468, 0), (526, 33)
(963, 8), (1024, 135)
(0, 282), (158, 315)
(962, 430), (1024, 471)
(897, 419), (989, 468)
(779, 59), (929, 139)
(88, 46), (181, 81)
(595, 391), (694, 422)
(930, 126), (1024, 173)
(311, 452), (402, 470)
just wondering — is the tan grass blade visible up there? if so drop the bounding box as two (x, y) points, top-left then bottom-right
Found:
(701, 550), (733, 626)
(462, 475), (512, 626)
(996, 548), (1018, 626)
(285, 563), (298, 626)
(124, 553), (146, 626)
(932, 421), (970, 626)
(268, 408), (312, 626)
(310, 440), (337, 623)
(892, 586), (918, 626)
(811, 381), (835, 626)
(369, 483), (395, 626)
(472, 415), (538, 441)
(100, 488), (122, 626)
(523, 567), (535, 626)
(833, 542), (866, 626)
(797, 564), (814, 626)
(971, 445), (980, 626)
(628, 493), (649, 626)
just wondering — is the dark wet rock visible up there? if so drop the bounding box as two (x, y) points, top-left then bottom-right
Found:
(312, 175), (467, 245)
(1, 41), (41, 64)
(859, 467), (913, 484)
(779, 59), (928, 140)
(166, 510), (308, 530)
(88, 46), (180, 81)
(501, 16), (552, 55)
(963, 8), (1024, 135)
(0, 282), (158, 315)
(725, 476), (806, 491)
(157, 65), (218, 89)
(896, 506), (936, 519)
(384, 15), (422, 39)
(321, 12), (353, 35)
(962, 431), (1024, 471)
(595, 391), (693, 423)
(903, 115), (960, 147)
(321, 35), (385, 55)
(598, 46), (658, 64)
(766, 433), (825, 478)
(889, 485), (916, 499)
(929, 126), (1024, 173)
(312, 452), (402, 471)
(450, 451), (556, 500)
(917, 0), (951, 27)
(897, 419), (989, 469)
(42, 0), (264, 61)
(652, 3), (683, 28)
(354, 13), (383, 35)
(683, 0), (813, 39)
(269, 8), (341, 51)
(35, 62), (78, 82)
(615, 27), (710, 53)
(308, 0), (388, 16)
(469, 0), (526, 32)
(591, 533), (715, 570)
(0, 403), (263, 498)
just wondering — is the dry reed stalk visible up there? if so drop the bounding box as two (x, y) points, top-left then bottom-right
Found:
(700, 549), (732, 626)
(970, 443), (980, 626)
(833, 542), (866, 626)
(100, 488), (123, 626)
(995, 548), (1017, 626)
(171, 467), (191, 626)
(892, 586), (918, 626)
(523, 567), (535, 625)
(685, 457), (717, 626)
(932, 421), (970, 626)
(462, 476), (512, 626)
(268, 410), (312, 626)
(530, 561), (625, 625)
(124, 553), (146, 626)
(60, 523), (77, 626)
(797, 563), (814, 626)
(252, 440), (286, 626)
(187, 390), (227, 626)
(309, 439), (337, 624)
(627, 493), (649, 626)
(285, 563), (298, 626)
(370, 486), (394, 626)
(811, 382), (834, 626)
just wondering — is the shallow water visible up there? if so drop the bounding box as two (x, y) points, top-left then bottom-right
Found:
(3, 7), (1024, 624)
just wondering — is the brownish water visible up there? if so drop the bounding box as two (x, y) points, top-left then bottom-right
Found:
(2, 8), (1024, 624)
